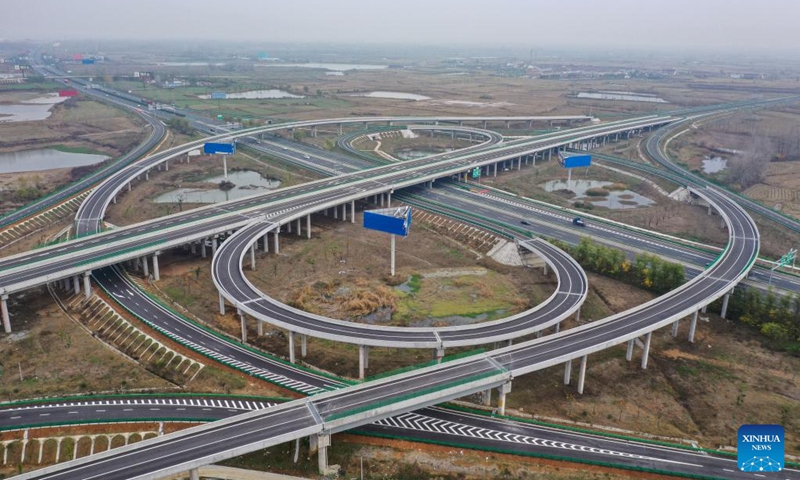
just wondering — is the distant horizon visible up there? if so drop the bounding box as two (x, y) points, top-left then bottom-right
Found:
(3, 0), (800, 57)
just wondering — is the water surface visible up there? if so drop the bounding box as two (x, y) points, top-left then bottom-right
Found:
(0, 148), (108, 173)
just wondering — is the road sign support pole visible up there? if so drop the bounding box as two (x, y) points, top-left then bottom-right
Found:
(689, 311), (698, 342)
(577, 355), (588, 394)
(223, 155), (228, 179)
(563, 359), (572, 385)
(1, 295), (10, 334)
(390, 234), (396, 276)
(83, 271), (92, 299)
(567, 168), (572, 187)
(625, 339), (634, 361)
(641, 332), (652, 370)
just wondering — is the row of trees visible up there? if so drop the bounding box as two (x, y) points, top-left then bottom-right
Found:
(727, 288), (800, 348)
(554, 237), (685, 294)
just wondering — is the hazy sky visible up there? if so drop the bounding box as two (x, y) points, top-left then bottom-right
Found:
(3, 0), (799, 52)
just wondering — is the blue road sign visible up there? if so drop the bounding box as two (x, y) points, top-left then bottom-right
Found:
(211, 92), (227, 100)
(204, 142), (235, 155)
(562, 154), (592, 168)
(363, 206), (412, 237)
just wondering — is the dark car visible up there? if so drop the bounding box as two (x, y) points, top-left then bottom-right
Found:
(572, 217), (586, 227)
(520, 220), (531, 226)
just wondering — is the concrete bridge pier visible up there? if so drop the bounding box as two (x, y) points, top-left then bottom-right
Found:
(262, 234), (269, 253)
(626, 339), (634, 361)
(83, 271), (92, 299)
(250, 244), (256, 271)
(350, 201), (355, 224)
(152, 252), (160, 281)
(641, 332), (652, 369)
(274, 229), (280, 254)
(553, 322), (560, 333)
(577, 355), (588, 394)
(358, 344), (369, 379)
(189, 468), (200, 480)
(142, 256), (149, 278)
(387, 192), (392, 207)
(688, 310), (699, 343)
(73, 275), (81, 296)
(671, 319), (680, 337)
(721, 290), (732, 319)
(434, 347), (445, 363)
(1, 295), (10, 333)
(289, 332), (296, 364)
(238, 309), (247, 343)
(301, 334), (308, 357)
(257, 319), (264, 336)
(483, 387), (492, 406)
(297, 218), (302, 235)
(307, 214), (312, 237)
(219, 293), (226, 315)
(316, 434), (336, 475)
(201, 240), (207, 258)
(498, 382), (512, 415)
(563, 359), (572, 385)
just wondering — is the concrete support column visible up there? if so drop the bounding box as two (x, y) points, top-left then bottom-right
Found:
(287, 221), (292, 233)
(1, 295), (10, 334)
(297, 218), (302, 236)
(563, 359), (572, 385)
(317, 434), (331, 475)
(387, 192), (392, 207)
(688, 310), (699, 343)
(189, 469), (200, 480)
(493, 163), (497, 177)
(301, 334), (308, 357)
(190, 243), (196, 255)
(165, 160), (169, 171)
(239, 310), (247, 343)
(342, 203), (346, 222)
(219, 292), (226, 315)
(671, 320), (680, 337)
(263, 234), (269, 252)
(434, 347), (445, 363)
(152, 252), (160, 281)
(201, 240), (207, 258)
(289, 332), (296, 364)
(358, 344), (368, 379)
(73, 275), (81, 296)
(257, 320), (264, 336)
(641, 332), (652, 370)
(307, 214), (312, 238)
(574, 308), (581, 323)
(626, 339), (634, 361)
(577, 355), (588, 394)
(483, 388), (492, 406)
(498, 382), (511, 416)
(83, 271), (92, 299)
(554, 322), (560, 333)
(701, 304), (707, 314)
(517, 157), (521, 170)
(145, 170), (149, 180)
(274, 230), (280, 254)
(350, 201), (355, 224)
(720, 292), (731, 319)
(212, 236), (218, 255)
(127, 182), (131, 192)
(250, 244), (256, 271)
(333, 205), (338, 219)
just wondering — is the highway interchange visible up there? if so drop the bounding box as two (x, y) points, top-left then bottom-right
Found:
(1, 61), (799, 479)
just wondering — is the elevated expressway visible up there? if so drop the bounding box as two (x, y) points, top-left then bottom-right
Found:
(12, 184), (767, 480)
(0, 114), (670, 333)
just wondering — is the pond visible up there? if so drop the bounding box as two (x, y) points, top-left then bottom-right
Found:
(257, 63), (388, 71)
(198, 90), (303, 100)
(702, 156), (727, 174)
(0, 148), (108, 174)
(0, 94), (69, 123)
(350, 91), (431, 101)
(394, 149), (450, 160)
(540, 179), (654, 209)
(577, 92), (667, 103)
(153, 170), (281, 204)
